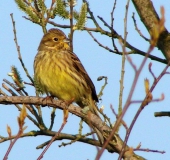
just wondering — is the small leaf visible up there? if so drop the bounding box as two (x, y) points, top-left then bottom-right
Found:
(99, 105), (104, 112)
(18, 104), (27, 128)
(15, 0), (27, 12)
(74, 3), (87, 30)
(73, 10), (79, 20)
(124, 147), (134, 159)
(144, 78), (150, 94)
(150, 6), (165, 46)
(7, 125), (12, 137)
(143, 79), (153, 106)
(36, 0), (47, 12)
(15, 0), (40, 23)
(8, 66), (25, 89)
(53, 0), (69, 19)
(23, 126), (28, 131)
(136, 142), (141, 149)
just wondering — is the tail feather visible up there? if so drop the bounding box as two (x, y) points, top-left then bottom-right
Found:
(89, 97), (104, 144)
(89, 96), (100, 117)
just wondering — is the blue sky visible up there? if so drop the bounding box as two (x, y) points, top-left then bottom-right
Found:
(0, 1), (170, 160)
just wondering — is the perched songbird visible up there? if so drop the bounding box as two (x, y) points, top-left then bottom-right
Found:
(34, 28), (99, 115)
(34, 28), (103, 143)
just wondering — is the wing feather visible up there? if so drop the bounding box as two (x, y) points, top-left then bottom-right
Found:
(68, 51), (98, 102)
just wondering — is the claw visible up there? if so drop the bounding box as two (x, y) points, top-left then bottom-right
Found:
(42, 95), (54, 106)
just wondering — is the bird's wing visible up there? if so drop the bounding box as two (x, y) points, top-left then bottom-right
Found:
(68, 50), (98, 102)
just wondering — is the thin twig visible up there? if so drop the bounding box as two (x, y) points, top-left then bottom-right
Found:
(96, 1), (130, 159)
(134, 148), (165, 154)
(83, 0), (101, 29)
(2, 82), (42, 128)
(97, 76), (108, 99)
(37, 111), (68, 160)
(0, 130), (100, 148)
(119, 61), (170, 159)
(10, 14), (47, 129)
(97, 15), (167, 64)
(0, 88), (39, 127)
(154, 112), (170, 117)
(2, 83), (18, 96)
(23, 81), (34, 86)
(48, 18), (167, 64)
(110, 105), (128, 130)
(69, 0), (74, 51)
(118, 0), (130, 130)
(132, 12), (149, 41)
(3, 105), (27, 160)
(58, 131), (95, 147)
(126, 56), (137, 72)
(110, 0), (119, 52)
(87, 31), (118, 53)
(148, 62), (156, 79)
(3, 79), (26, 96)
(97, 40), (155, 160)
(3, 127), (23, 160)
(10, 14), (34, 84)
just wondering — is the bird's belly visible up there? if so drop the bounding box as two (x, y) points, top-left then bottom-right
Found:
(38, 64), (86, 102)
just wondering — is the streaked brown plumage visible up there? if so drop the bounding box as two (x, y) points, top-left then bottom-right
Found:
(34, 28), (99, 115)
(34, 28), (103, 143)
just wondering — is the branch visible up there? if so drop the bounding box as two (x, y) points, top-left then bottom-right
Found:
(154, 112), (170, 117)
(87, 31), (117, 53)
(0, 96), (145, 160)
(97, 15), (167, 64)
(132, 12), (149, 42)
(132, 0), (170, 60)
(119, 61), (170, 159)
(48, 18), (167, 64)
(0, 130), (113, 151)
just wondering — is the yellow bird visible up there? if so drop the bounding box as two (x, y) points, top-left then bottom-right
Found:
(34, 28), (99, 116)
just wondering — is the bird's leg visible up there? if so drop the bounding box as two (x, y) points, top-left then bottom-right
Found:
(63, 98), (75, 109)
(61, 98), (74, 123)
(42, 94), (55, 107)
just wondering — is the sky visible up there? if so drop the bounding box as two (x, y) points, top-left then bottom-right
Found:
(0, 1), (170, 160)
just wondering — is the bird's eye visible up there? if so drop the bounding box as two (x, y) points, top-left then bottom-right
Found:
(53, 37), (58, 41)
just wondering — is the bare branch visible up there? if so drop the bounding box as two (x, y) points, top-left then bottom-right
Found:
(132, 12), (149, 41)
(0, 95), (145, 160)
(10, 14), (34, 84)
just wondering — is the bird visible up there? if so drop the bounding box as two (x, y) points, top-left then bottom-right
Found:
(34, 28), (103, 143)
(34, 28), (99, 115)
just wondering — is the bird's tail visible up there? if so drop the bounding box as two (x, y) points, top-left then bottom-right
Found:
(89, 97), (104, 144)
(89, 96), (100, 117)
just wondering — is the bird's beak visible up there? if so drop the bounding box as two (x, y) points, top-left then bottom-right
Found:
(64, 38), (70, 43)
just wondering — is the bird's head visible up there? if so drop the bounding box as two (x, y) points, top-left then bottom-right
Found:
(38, 28), (70, 51)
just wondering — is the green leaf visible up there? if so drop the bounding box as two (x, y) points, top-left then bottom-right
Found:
(8, 66), (25, 89)
(15, 0), (27, 12)
(53, 0), (69, 19)
(74, 3), (87, 30)
(73, 10), (79, 20)
(36, 0), (47, 12)
(15, 0), (40, 23)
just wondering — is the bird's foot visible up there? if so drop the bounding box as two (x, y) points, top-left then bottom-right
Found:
(42, 95), (54, 106)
